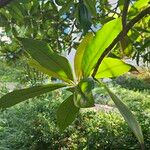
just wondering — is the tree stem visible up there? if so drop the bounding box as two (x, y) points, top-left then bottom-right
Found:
(122, 0), (130, 28)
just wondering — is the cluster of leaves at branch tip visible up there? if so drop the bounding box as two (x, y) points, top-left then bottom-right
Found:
(0, 16), (145, 146)
(77, 0), (92, 34)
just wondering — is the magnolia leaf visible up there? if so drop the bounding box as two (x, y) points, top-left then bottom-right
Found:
(74, 33), (94, 80)
(57, 95), (79, 131)
(74, 90), (94, 108)
(95, 57), (132, 78)
(74, 78), (95, 108)
(18, 38), (74, 83)
(29, 59), (63, 80)
(78, 1), (92, 34)
(59, 0), (73, 15)
(7, 2), (24, 22)
(83, 0), (97, 17)
(79, 77), (94, 92)
(82, 18), (122, 77)
(119, 35), (134, 57)
(118, 0), (124, 12)
(0, 83), (66, 109)
(104, 85), (144, 146)
(129, 0), (149, 18)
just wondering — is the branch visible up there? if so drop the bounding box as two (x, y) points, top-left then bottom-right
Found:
(0, 0), (13, 7)
(120, 0), (130, 57)
(122, 0), (130, 28)
(92, 6), (150, 77)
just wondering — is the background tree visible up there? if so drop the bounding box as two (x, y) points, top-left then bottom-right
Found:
(0, 0), (149, 65)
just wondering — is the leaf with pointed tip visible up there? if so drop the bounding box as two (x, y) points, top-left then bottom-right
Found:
(95, 57), (132, 78)
(74, 33), (94, 80)
(29, 59), (62, 80)
(18, 38), (74, 83)
(82, 18), (122, 77)
(0, 83), (66, 109)
(78, 2), (92, 34)
(57, 95), (79, 131)
(104, 85), (144, 146)
(118, 0), (124, 12)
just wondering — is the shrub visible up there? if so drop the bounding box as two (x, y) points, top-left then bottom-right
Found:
(114, 75), (150, 92)
(0, 85), (150, 150)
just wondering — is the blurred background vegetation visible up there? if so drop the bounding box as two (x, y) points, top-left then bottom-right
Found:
(0, 60), (150, 150)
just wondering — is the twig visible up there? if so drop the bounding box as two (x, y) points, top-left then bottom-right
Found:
(120, 0), (130, 57)
(92, 6), (150, 77)
(122, 0), (130, 29)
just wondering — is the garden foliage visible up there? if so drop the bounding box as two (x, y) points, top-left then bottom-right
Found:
(0, 0), (150, 148)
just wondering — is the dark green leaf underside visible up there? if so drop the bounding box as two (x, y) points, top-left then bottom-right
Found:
(0, 83), (66, 108)
(104, 85), (144, 145)
(57, 95), (79, 131)
(18, 38), (74, 83)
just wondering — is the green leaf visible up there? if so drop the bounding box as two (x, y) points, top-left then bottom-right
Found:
(79, 77), (94, 92)
(95, 57), (132, 78)
(82, 18), (122, 77)
(129, 0), (149, 18)
(120, 36), (133, 57)
(74, 78), (95, 108)
(18, 38), (74, 83)
(29, 59), (64, 80)
(83, 0), (97, 17)
(0, 83), (66, 109)
(57, 95), (79, 131)
(118, 0), (124, 12)
(7, 2), (24, 22)
(74, 32), (94, 80)
(78, 2), (92, 34)
(59, 0), (73, 15)
(103, 85), (144, 146)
